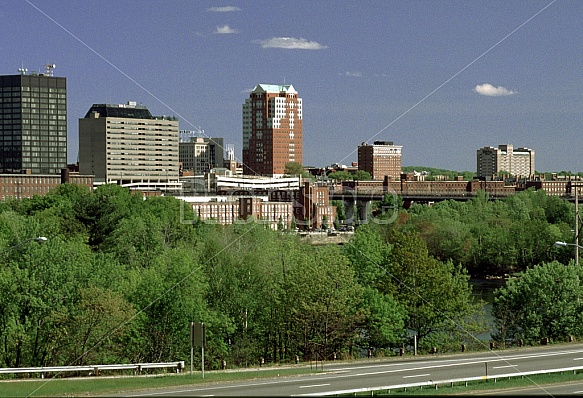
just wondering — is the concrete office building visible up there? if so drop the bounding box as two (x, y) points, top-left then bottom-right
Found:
(0, 68), (67, 174)
(477, 144), (535, 179)
(242, 84), (302, 177)
(179, 131), (224, 174)
(357, 141), (402, 181)
(79, 101), (180, 191)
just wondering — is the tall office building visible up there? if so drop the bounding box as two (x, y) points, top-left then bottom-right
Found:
(357, 141), (402, 181)
(79, 101), (180, 190)
(477, 144), (535, 179)
(242, 84), (302, 177)
(0, 69), (67, 174)
(179, 131), (224, 174)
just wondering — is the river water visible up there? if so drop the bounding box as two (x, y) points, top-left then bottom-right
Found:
(470, 278), (508, 341)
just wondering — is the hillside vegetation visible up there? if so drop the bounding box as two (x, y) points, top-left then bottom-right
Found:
(0, 184), (577, 371)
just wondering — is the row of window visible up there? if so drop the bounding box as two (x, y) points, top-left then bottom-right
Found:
(1, 87), (66, 93)
(3, 135), (67, 142)
(107, 159), (178, 164)
(0, 93), (66, 100)
(107, 121), (176, 127)
(0, 176), (59, 184)
(106, 165), (178, 170)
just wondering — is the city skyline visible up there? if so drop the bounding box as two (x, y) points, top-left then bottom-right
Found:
(1, 1), (581, 173)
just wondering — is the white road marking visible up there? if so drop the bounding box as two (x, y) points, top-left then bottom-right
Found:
(403, 373), (430, 378)
(299, 383), (331, 388)
(492, 365), (517, 369)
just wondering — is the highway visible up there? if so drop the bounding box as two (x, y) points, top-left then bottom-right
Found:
(117, 343), (583, 396)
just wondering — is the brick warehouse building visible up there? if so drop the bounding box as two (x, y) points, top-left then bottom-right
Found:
(0, 168), (94, 201)
(191, 181), (335, 230)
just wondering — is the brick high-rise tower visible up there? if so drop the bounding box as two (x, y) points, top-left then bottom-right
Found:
(242, 84), (302, 176)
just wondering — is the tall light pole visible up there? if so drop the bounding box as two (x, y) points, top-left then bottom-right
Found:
(569, 181), (583, 266)
(575, 184), (579, 266)
(555, 241), (583, 266)
(0, 236), (48, 256)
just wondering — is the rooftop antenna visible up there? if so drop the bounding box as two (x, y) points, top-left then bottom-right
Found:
(44, 63), (56, 76)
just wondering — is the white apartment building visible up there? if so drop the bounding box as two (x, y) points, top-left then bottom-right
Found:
(477, 144), (535, 179)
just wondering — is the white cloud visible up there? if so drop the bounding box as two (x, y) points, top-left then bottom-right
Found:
(207, 6), (241, 12)
(256, 37), (328, 50)
(215, 25), (239, 34)
(474, 83), (516, 96)
(342, 71), (363, 77)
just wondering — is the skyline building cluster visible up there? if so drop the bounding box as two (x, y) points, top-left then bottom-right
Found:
(0, 69), (540, 200)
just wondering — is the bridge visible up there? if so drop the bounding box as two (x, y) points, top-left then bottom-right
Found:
(328, 189), (513, 218)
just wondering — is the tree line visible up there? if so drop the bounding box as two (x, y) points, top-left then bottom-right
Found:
(0, 184), (579, 370)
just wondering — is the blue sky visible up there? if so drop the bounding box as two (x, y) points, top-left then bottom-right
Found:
(1, 0), (581, 173)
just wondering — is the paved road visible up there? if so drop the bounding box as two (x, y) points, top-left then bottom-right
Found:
(463, 380), (583, 396)
(118, 343), (583, 396)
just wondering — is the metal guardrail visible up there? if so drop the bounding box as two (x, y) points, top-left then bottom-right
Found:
(0, 361), (185, 379)
(297, 365), (583, 396)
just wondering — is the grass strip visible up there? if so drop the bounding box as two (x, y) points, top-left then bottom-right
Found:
(0, 367), (320, 397)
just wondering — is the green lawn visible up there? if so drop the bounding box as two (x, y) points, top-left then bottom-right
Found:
(0, 367), (320, 397)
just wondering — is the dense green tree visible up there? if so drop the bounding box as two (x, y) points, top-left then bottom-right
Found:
(331, 200), (346, 223)
(123, 245), (219, 365)
(492, 261), (583, 346)
(353, 170), (372, 180)
(327, 170), (371, 181)
(0, 236), (97, 367)
(372, 193), (402, 222)
(360, 287), (407, 351)
(102, 214), (166, 268)
(284, 161), (304, 176)
(48, 285), (137, 366)
(386, 230), (486, 351)
(327, 171), (353, 181)
(282, 245), (364, 360)
(342, 224), (391, 289)
(2, 178), (580, 369)
(200, 223), (284, 365)
(403, 189), (571, 276)
(83, 184), (145, 249)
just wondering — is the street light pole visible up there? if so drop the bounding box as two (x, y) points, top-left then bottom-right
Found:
(0, 236), (48, 256)
(576, 185), (579, 266)
(555, 241), (583, 265)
